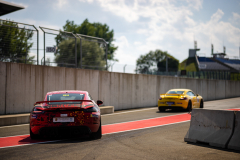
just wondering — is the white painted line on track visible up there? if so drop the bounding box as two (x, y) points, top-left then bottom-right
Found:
(0, 124), (29, 129)
(0, 140), (63, 149)
(102, 107), (157, 116)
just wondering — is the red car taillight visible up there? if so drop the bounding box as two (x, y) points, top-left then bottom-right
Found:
(180, 97), (187, 100)
(32, 108), (45, 114)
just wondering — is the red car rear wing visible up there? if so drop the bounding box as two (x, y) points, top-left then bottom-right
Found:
(34, 100), (93, 105)
(34, 100), (96, 110)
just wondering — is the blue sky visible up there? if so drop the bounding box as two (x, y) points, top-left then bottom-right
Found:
(2, 0), (240, 73)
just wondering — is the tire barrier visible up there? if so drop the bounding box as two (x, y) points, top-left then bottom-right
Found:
(228, 111), (240, 151)
(184, 109), (235, 148)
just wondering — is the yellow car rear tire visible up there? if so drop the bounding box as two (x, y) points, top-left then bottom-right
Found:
(187, 101), (192, 112)
(159, 108), (165, 112)
(200, 100), (204, 108)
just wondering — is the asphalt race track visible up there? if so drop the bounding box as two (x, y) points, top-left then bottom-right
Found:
(0, 97), (240, 160)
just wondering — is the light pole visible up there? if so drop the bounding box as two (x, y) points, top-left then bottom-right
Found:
(123, 64), (127, 73)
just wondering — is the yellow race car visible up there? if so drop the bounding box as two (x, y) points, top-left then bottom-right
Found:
(158, 89), (203, 112)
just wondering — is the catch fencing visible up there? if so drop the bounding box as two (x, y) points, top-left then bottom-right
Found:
(0, 19), (108, 70)
(39, 26), (108, 70)
(39, 27), (78, 68)
(0, 19), (39, 65)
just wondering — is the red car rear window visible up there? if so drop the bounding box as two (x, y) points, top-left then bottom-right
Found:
(47, 93), (85, 101)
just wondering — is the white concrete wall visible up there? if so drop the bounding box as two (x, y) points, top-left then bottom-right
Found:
(207, 80), (216, 101)
(215, 80), (226, 100)
(1, 61), (240, 114)
(98, 72), (157, 110)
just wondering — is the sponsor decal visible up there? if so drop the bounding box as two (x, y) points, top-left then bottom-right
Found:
(47, 104), (81, 108)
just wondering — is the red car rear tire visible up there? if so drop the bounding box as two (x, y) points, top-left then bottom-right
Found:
(30, 127), (39, 140)
(90, 120), (102, 139)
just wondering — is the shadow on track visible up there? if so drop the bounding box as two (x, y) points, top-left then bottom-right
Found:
(186, 142), (240, 154)
(18, 134), (96, 144)
(156, 108), (188, 113)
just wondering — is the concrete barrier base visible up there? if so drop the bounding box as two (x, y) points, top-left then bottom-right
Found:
(228, 111), (240, 151)
(99, 106), (114, 115)
(0, 106), (114, 127)
(0, 114), (30, 127)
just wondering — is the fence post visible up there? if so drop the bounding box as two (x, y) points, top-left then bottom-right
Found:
(75, 34), (82, 69)
(37, 29), (39, 65)
(75, 36), (77, 68)
(32, 25), (39, 65)
(72, 33), (77, 68)
(25, 32), (27, 64)
(43, 32), (45, 66)
(39, 27), (47, 66)
(80, 38), (82, 68)
(105, 44), (108, 70)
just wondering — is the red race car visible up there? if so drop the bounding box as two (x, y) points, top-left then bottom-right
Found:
(30, 90), (103, 139)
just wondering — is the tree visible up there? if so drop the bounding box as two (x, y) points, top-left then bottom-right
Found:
(136, 49), (179, 73)
(62, 19), (118, 61)
(0, 20), (35, 64)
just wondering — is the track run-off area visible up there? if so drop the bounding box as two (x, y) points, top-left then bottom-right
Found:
(0, 97), (240, 159)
